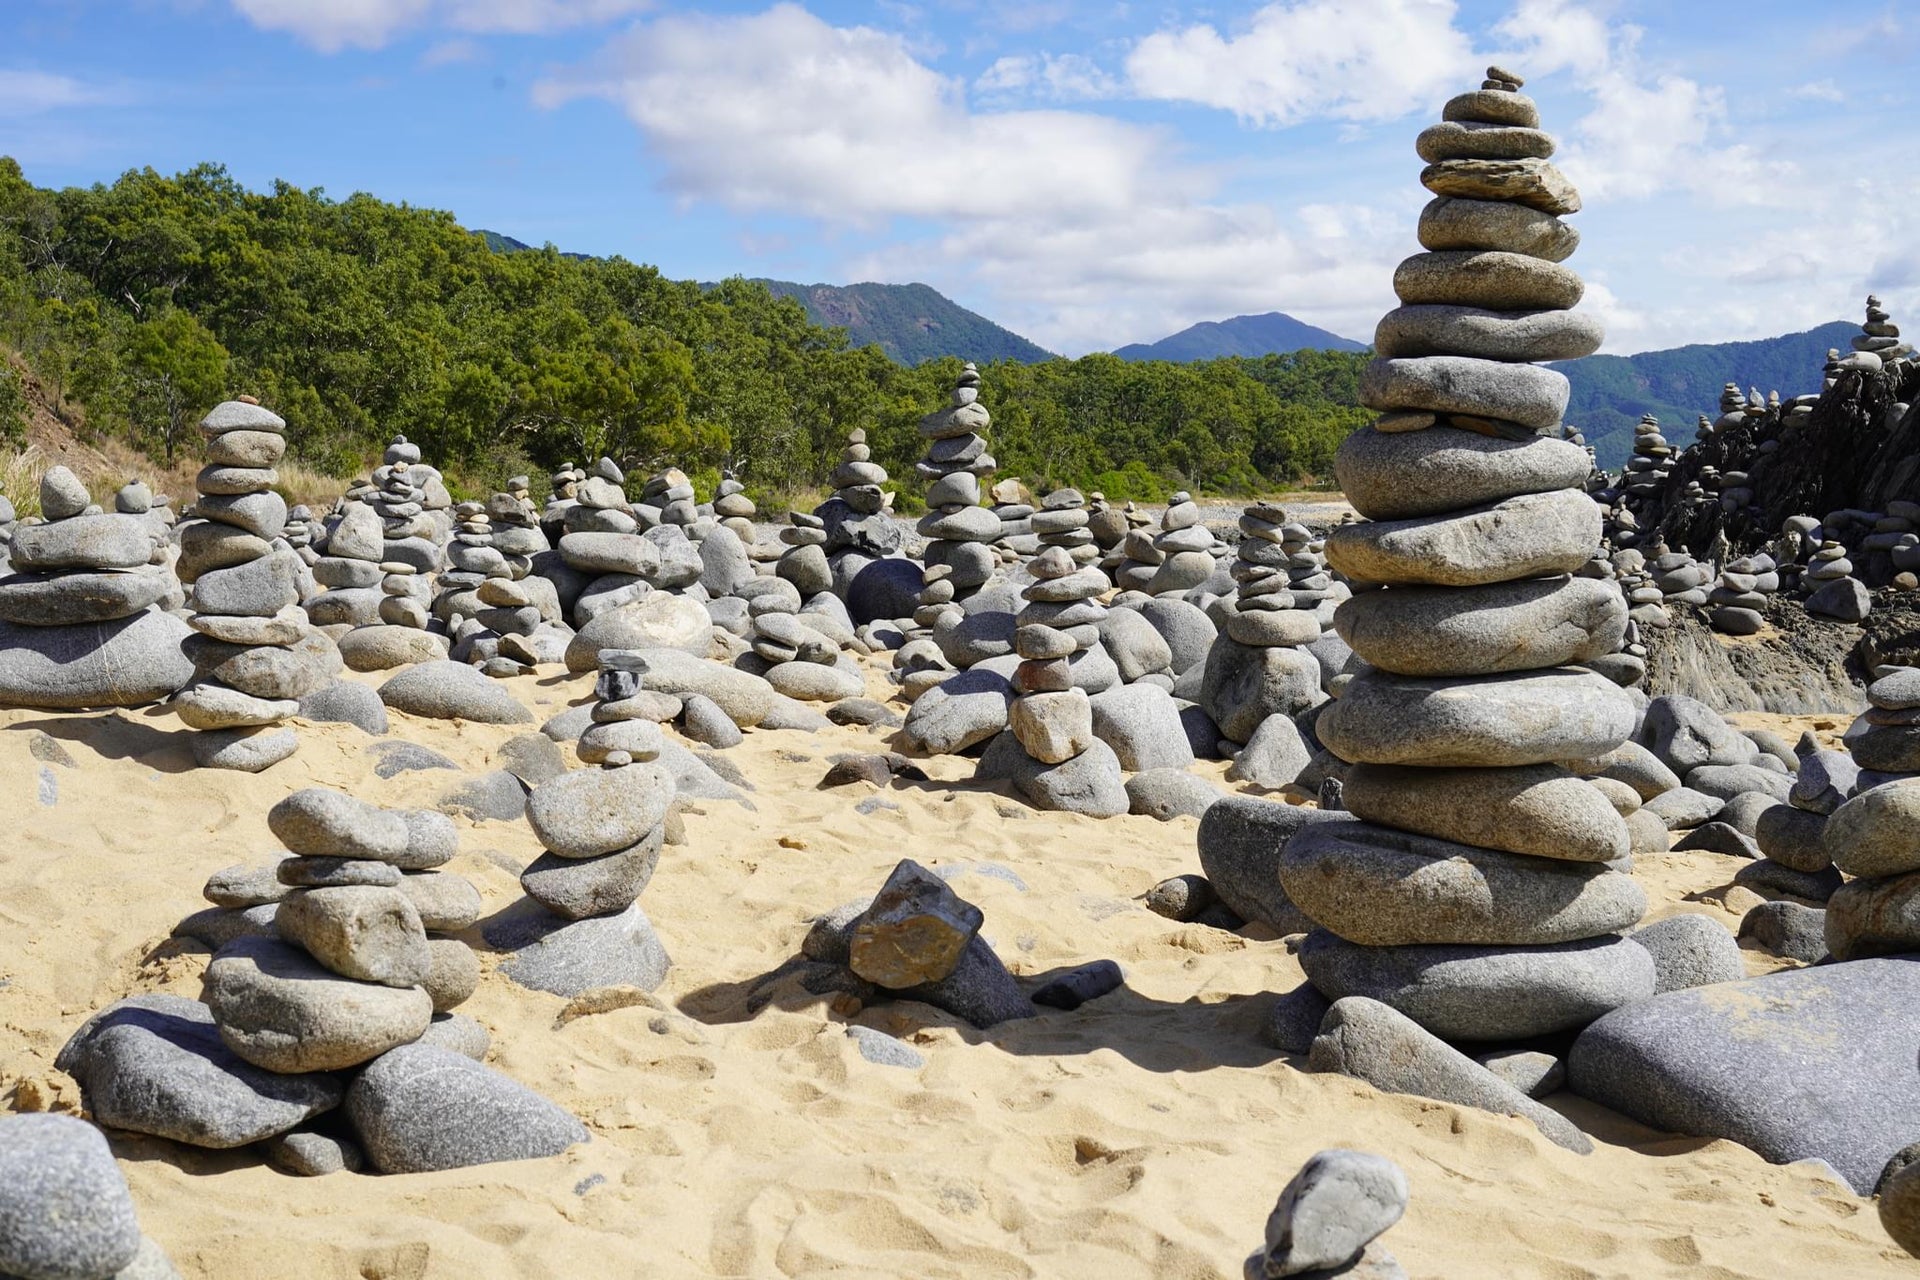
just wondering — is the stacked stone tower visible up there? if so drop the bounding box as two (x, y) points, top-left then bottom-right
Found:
(1288, 69), (1649, 1044)
(915, 362), (1002, 598)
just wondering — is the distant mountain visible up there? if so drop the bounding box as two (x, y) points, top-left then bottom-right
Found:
(1113, 312), (1368, 361)
(473, 229), (593, 261)
(752, 280), (1054, 365)
(1554, 320), (1856, 469)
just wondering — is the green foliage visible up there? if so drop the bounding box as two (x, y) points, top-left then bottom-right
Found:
(0, 158), (1375, 496)
(1552, 321), (1853, 468)
(0, 363), (26, 447)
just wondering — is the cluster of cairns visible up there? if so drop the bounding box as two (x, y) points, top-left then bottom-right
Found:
(0, 464), (193, 711)
(62, 788), (586, 1178)
(817, 427), (901, 564)
(914, 362), (1002, 616)
(177, 400), (333, 772)
(438, 492), (568, 675)
(481, 665), (678, 996)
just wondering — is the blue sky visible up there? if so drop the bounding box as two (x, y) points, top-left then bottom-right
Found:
(4, 1), (1913, 357)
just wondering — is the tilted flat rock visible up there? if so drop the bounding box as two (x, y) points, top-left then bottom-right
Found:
(1279, 819), (1645, 946)
(1317, 666), (1635, 768)
(379, 660), (534, 724)
(1359, 355), (1570, 431)
(1334, 425), (1591, 522)
(1391, 251), (1584, 312)
(1334, 575), (1625, 677)
(1569, 957), (1920, 1192)
(1326, 489), (1601, 588)
(1197, 796), (1352, 933)
(1374, 304), (1603, 362)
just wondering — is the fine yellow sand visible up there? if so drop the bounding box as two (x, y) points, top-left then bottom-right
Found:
(0, 668), (1908, 1279)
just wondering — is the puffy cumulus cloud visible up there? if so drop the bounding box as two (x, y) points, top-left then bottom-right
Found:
(228, 0), (651, 53)
(536, 2), (1402, 352)
(1125, 0), (1477, 126)
(0, 70), (118, 116)
(1494, 0), (1794, 205)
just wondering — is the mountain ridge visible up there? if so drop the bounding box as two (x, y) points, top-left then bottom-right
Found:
(1113, 311), (1367, 361)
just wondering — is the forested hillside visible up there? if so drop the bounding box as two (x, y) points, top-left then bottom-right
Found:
(0, 159), (1369, 505)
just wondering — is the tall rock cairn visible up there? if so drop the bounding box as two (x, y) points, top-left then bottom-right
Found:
(1144, 491), (1219, 594)
(178, 399), (324, 771)
(1847, 295), (1912, 372)
(1225, 505), (1325, 649)
(819, 428), (902, 560)
(1289, 69), (1650, 1046)
(915, 363), (1003, 594)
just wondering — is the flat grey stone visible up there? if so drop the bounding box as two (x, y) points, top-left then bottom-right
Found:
(54, 994), (341, 1148)
(1734, 857), (1843, 903)
(1737, 900), (1828, 962)
(1643, 786), (1724, 830)
(1334, 425), (1590, 522)
(1298, 930), (1654, 1040)
(0, 1113), (141, 1280)
(1319, 667), (1635, 768)
(183, 629), (341, 701)
(1374, 302), (1602, 362)
(1280, 819), (1645, 947)
(1569, 957), (1920, 1191)
(269, 788), (410, 861)
(0, 611), (195, 709)
(190, 725), (299, 773)
(1325, 489), (1600, 588)
(846, 1025), (924, 1068)
(901, 667), (1013, 754)
(1343, 762), (1629, 863)
(1359, 353), (1570, 429)
(347, 1043), (587, 1173)
(1686, 764), (1791, 803)
(369, 741), (458, 778)
(296, 680), (388, 735)
(520, 827), (663, 920)
(484, 899), (671, 997)
(1197, 796), (1350, 933)
(1334, 574), (1624, 678)
(172, 904), (278, 949)
(0, 568), (172, 626)
(1125, 768), (1220, 821)
(526, 762), (673, 858)
(1310, 996), (1591, 1153)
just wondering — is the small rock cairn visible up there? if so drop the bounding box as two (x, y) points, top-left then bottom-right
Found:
(61, 790), (587, 1176)
(1289, 69), (1650, 1045)
(0, 465), (190, 710)
(640, 464), (697, 527)
(915, 362), (1002, 603)
(1086, 491), (1127, 552)
(1032, 486), (1097, 565)
(777, 508), (833, 598)
(1145, 491), (1219, 594)
(988, 476), (1035, 549)
(541, 461), (584, 538)
(178, 399), (319, 771)
(1706, 551), (1780, 635)
(713, 468), (758, 546)
(482, 688), (677, 997)
(978, 545), (1129, 816)
(369, 435), (453, 569)
(1109, 507), (1164, 590)
(1847, 294), (1912, 372)
(1228, 505), (1335, 650)
(1620, 413), (1672, 508)
(818, 427), (902, 562)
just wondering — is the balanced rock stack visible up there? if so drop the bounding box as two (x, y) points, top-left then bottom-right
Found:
(483, 722), (676, 997)
(1142, 492), (1220, 594)
(989, 477), (1036, 550)
(1032, 487), (1098, 566)
(915, 362), (1003, 599)
(975, 545), (1129, 816)
(1224, 504), (1327, 651)
(777, 509), (833, 598)
(307, 499), (387, 627)
(1846, 295), (1912, 371)
(1108, 509), (1165, 591)
(1706, 552), (1780, 635)
(62, 788), (586, 1176)
(541, 462), (585, 541)
(281, 503), (319, 565)
(443, 500), (568, 675)
(366, 435), (452, 572)
(178, 399), (334, 771)
(713, 469), (760, 547)
(639, 464), (698, 527)
(0, 465), (193, 710)
(335, 558), (447, 671)
(1086, 492), (1128, 551)
(1620, 414), (1672, 507)
(1289, 71), (1652, 1047)
(1804, 537), (1871, 622)
(818, 428), (902, 560)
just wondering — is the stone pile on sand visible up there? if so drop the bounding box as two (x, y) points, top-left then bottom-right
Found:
(1286, 70), (1652, 1050)
(914, 362), (1002, 610)
(482, 698), (677, 997)
(1144, 491), (1221, 595)
(0, 465), (192, 711)
(178, 400), (336, 771)
(639, 464), (699, 527)
(1032, 487), (1098, 566)
(1216, 504), (1332, 792)
(64, 788), (584, 1176)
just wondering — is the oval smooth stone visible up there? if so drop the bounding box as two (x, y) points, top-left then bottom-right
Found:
(1278, 819), (1646, 946)
(1297, 930), (1654, 1041)
(1317, 666), (1636, 768)
(1333, 575), (1627, 677)
(1824, 779), (1920, 878)
(1393, 251), (1584, 311)
(1342, 762), (1632, 863)
(1418, 197), (1578, 261)
(1325, 488), (1601, 587)
(1359, 356), (1570, 430)
(1334, 426), (1590, 521)
(1416, 121), (1554, 164)
(1442, 90), (1541, 128)
(1375, 305), (1603, 362)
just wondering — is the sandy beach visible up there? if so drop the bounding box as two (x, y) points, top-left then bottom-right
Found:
(0, 655), (1907, 1279)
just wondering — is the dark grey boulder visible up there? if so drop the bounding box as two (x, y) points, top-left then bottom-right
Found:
(1755, 801), (1829, 871)
(346, 1043), (587, 1173)
(1298, 930), (1654, 1041)
(1569, 957), (1920, 1191)
(897, 934), (1034, 1029)
(296, 680), (388, 735)
(54, 994), (342, 1148)
(1737, 901), (1828, 962)
(847, 557), (923, 624)
(0, 611), (194, 709)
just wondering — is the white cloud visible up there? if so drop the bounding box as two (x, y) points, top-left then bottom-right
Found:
(0, 69), (118, 116)
(1125, 0), (1477, 126)
(228, 0), (651, 53)
(536, 2), (1398, 351)
(974, 52), (1118, 102)
(1788, 79), (1845, 102)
